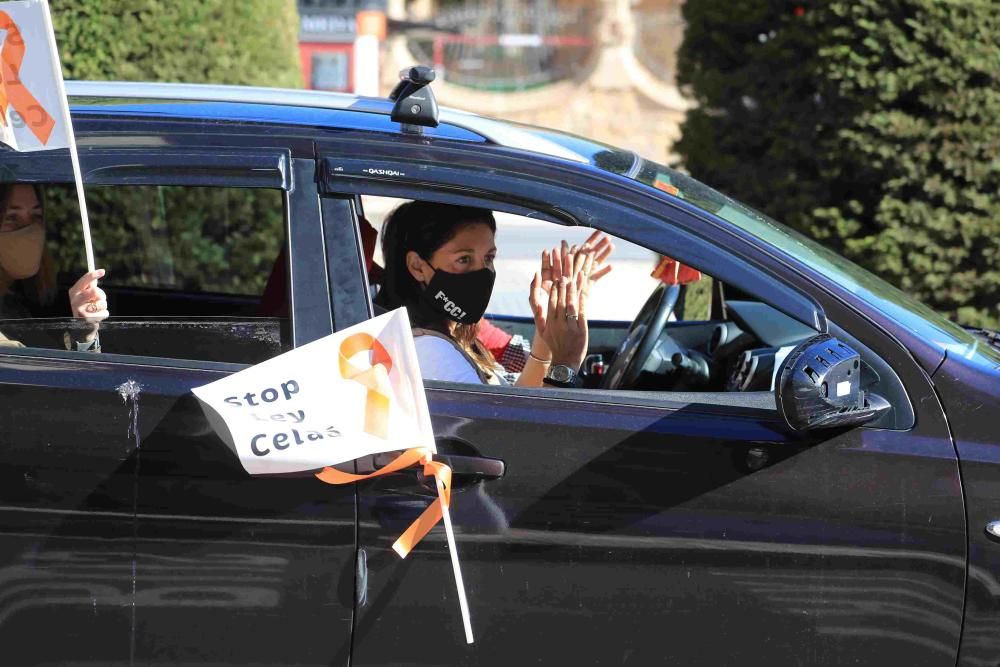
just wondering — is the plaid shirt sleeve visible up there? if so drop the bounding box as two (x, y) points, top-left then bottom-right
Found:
(497, 333), (532, 383)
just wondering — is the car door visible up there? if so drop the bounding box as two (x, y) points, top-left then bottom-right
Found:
(0, 150), (143, 666)
(320, 150), (965, 666)
(0, 141), (357, 665)
(0, 349), (137, 666)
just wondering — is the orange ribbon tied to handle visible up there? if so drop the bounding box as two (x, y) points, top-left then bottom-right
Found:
(391, 454), (452, 558)
(316, 448), (473, 642)
(315, 447), (452, 559)
(339, 333), (393, 439)
(0, 12), (56, 145)
(325, 328), (472, 641)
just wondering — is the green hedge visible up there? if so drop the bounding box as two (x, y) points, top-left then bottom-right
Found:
(41, 1), (300, 297)
(45, 185), (285, 297)
(675, 0), (1000, 328)
(51, 0), (302, 87)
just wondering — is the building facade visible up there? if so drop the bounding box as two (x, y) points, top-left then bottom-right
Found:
(297, 0), (689, 164)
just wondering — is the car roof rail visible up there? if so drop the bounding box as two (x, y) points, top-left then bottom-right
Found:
(388, 66), (439, 134)
(64, 79), (591, 165)
(64, 80), (386, 114)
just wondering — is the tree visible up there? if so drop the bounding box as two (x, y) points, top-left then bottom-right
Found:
(675, 0), (1000, 328)
(43, 0), (302, 296)
(51, 0), (302, 87)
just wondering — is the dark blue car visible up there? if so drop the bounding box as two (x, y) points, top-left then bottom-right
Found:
(0, 72), (996, 666)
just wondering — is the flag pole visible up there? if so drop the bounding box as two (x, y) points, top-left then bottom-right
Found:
(435, 474), (474, 644)
(39, 0), (95, 273)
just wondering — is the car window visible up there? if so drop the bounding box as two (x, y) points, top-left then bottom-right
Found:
(0, 183), (290, 365)
(358, 194), (800, 395)
(362, 195), (661, 322)
(627, 158), (995, 364)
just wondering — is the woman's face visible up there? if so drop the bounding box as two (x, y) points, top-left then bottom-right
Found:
(0, 184), (46, 280)
(408, 221), (496, 284)
(1, 185), (43, 232)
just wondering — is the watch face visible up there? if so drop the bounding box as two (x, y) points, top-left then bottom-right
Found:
(550, 365), (572, 383)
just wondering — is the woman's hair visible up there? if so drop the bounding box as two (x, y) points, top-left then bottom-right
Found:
(0, 183), (56, 306)
(375, 200), (497, 375)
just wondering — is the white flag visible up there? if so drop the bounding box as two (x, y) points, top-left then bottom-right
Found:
(193, 307), (474, 643)
(192, 308), (435, 476)
(0, 0), (70, 151)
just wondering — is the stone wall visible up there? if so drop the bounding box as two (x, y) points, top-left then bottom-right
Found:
(384, 0), (690, 165)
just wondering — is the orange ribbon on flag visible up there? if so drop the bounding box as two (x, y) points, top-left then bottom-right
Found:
(323, 332), (452, 558)
(339, 333), (393, 439)
(315, 448), (452, 558)
(0, 12), (56, 145)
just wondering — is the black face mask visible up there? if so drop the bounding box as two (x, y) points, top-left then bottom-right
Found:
(418, 265), (496, 325)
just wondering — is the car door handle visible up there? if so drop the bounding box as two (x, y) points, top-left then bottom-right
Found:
(353, 452), (505, 481)
(435, 454), (505, 481)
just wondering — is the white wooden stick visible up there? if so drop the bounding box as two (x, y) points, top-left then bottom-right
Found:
(435, 474), (474, 644)
(39, 0), (95, 272)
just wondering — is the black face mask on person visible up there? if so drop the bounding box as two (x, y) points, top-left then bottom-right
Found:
(418, 265), (496, 325)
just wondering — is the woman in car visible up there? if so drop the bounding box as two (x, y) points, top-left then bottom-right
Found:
(0, 184), (108, 348)
(374, 200), (596, 387)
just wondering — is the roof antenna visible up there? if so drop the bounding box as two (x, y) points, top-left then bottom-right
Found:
(389, 66), (439, 135)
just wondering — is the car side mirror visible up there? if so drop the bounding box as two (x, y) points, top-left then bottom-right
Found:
(775, 334), (891, 432)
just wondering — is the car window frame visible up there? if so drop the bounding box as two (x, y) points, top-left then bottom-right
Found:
(318, 161), (830, 415)
(0, 146), (332, 370)
(321, 195), (372, 331)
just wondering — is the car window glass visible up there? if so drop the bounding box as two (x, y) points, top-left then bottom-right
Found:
(628, 158), (990, 362)
(357, 195), (812, 397)
(362, 195), (663, 323)
(0, 183), (290, 365)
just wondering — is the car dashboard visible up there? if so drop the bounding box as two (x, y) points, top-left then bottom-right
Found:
(636, 300), (816, 393)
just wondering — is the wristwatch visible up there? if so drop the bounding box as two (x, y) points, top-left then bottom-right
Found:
(543, 364), (580, 388)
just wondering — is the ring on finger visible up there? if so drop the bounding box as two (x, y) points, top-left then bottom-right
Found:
(85, 302), (100, 313)
(565, 313), (579, 321)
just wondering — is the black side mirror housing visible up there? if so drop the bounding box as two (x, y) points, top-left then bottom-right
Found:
(775, 334), (891, 432)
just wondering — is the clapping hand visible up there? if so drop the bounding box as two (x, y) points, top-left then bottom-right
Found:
(539, 273), (588, 369)
(529, 230), (614, 342)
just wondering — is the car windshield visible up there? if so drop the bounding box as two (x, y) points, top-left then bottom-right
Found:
(604, 154), (997, 366)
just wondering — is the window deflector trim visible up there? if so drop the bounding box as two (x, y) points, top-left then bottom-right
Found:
(321, 158), (573, 227)
(0, 147), (292, 190)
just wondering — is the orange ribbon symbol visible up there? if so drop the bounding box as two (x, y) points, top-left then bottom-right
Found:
(318, 332), (452, 558)
(0, 11), (56, 145)
(315, 447), (451, 558)
(338, 333), (393, 439)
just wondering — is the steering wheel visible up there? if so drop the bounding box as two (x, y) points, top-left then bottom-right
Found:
(601, 283), (681, 390)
